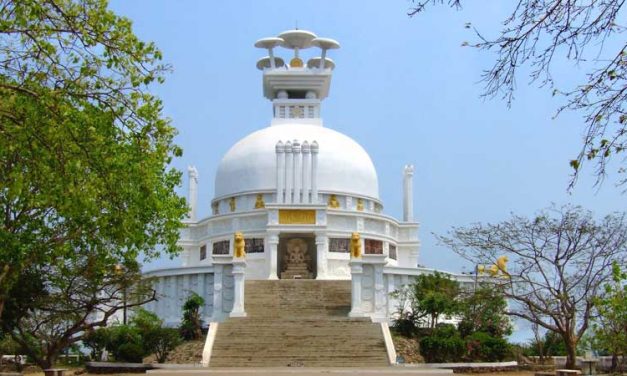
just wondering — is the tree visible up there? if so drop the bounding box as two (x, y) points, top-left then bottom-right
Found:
(1, 256), (155, 369)
(458, 285), (512, 338)
(179, 292), (204, 340)
(408, 1), (626, 188)
(438, 205), (627, 369)
(592, 261), (626, 372)
(395, 272), (461, 329)
(0, 0), (187, 319)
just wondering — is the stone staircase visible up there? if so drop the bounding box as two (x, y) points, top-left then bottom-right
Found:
(209, 280), (389, 367)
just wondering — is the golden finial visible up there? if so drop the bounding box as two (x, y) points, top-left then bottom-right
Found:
(290, 57), (304, 68)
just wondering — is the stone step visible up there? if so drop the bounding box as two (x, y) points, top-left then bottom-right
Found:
(209, 280), (388, 367)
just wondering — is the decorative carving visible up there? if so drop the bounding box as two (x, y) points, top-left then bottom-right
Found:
(328, 194), (340, 208)
(229, 197), (236, 212)
(281, 238), (313, 279)
(254, 194), (265, 209)
(356, 198), (364, 211)
(350, 232), (362, 258)
(278, 209), (316, 224)
(234, 232), (245, 258)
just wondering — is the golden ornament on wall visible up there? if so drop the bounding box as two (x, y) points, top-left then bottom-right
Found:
(356, 198), (364, 211)
(229, 197), (236, 212)
(278, 209), (316, 224)
(254, 194), (265, 209)
(328, 194), (340, 208)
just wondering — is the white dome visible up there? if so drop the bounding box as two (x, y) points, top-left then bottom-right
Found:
(215, 124), (379, 200)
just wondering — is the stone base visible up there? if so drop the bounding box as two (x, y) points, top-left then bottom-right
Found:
(281, 262), (313, 279)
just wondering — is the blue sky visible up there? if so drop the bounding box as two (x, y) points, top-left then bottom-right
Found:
(110, 0), (624, 340)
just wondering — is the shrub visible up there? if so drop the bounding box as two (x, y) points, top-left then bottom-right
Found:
(393, 317), (417, 338)
(465, 331), (510, 361)
(179, 293), (204, 340)
(144, 327), (182, 363)
(419, 324), (465, 362)
(130, 308), (162, 334)
(106, 325), (146, 363)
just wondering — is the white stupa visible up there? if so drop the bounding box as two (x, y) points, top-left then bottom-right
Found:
(145, 29), (472, 328)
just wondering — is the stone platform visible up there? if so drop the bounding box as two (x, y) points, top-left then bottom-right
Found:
(147, 367), (453, 375)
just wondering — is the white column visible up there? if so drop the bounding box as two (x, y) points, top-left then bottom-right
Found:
(349, 260), (364, 317)
(285, 141), (293, 204)
(230, 259), (247, 317)
(212, 264), (224, 321)
(276, 141), (285, 203)
(267, 232), (279, 279)
(302, 141), (311, 203)
(187, 166), (199, 221)
(293, 140), (302, 203)
(403, 164), (414, 222)
(372, 257), (387, 322)
(315, 234), (328, 279)
(310, 141), (319, 204)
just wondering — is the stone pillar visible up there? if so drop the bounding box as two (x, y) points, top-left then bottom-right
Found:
(276, 141), (285, 203)
(188, 166), (199, 221)
(212, 263), (225, 321)
(315, 234), (328, 280)
(302, 141), (311, 203)
(267, 232), (279, 279)
(285, 141), (293, 204)
(349, 260), (364, 317)
(293, 140), (302, 203)
(230, 259), (247, 317)
(310, 141), (319, 203)
(403, 164), (414, 222)
(371, 255), (388, 322)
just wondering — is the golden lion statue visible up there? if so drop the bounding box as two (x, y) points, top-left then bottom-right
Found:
(496, 255), (509, 277)
(234, 232), (245, 258)
(478, 255), (509, 278)
(350, 232), (361, 258)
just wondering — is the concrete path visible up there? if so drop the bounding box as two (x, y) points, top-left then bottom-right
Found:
(147, 367), (453, 376)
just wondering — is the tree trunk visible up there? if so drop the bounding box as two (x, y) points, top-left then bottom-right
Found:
(564, 338), (578, 370)
(610, 353), (618, 372)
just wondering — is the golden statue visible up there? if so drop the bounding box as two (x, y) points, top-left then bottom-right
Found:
(350, 232), (361, 258)
(212, 202), (219, 215)
(477, 256), (510, 278)
(488, 264), (499, 276)
(328, 194), (340, 208)
(356, 198), (364, 211)
(496, 255), (509, 278)
(234, 232), (245, 258)
(229, 197), (236, 212)
(254, 194), (265, 209)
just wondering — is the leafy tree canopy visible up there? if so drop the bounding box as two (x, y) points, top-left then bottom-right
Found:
(0, 0), (187, 318)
